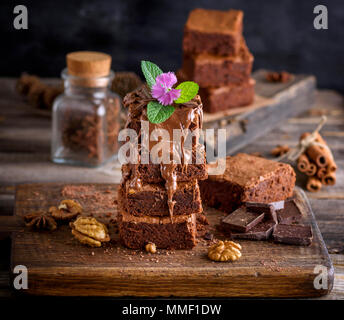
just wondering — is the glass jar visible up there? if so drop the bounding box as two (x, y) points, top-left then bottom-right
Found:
(51, 54), (121, 167)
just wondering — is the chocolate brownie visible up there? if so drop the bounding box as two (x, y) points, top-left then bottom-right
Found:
(183, 9), (243, 56)
(118, 211), (197, 249)
(273, 224), (313, 246)
(119, 179), (202, 217)
(182, 38), (253, 87)
(122, 163), (207, 184)
(199, 154), (296, 213)
(199, 78), (255, 113)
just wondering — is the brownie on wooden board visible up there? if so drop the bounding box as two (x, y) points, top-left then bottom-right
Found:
(119, 179), (202, 217)
(121, 161), (207, 185)
(183, 9), (243, 56)
(199, 154), (296, 213)
(199, 78), (255, 113)
(182, 38), (253, 87)
(118, 211), (197, 249)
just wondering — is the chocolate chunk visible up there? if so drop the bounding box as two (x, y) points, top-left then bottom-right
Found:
(244, 202), (277, 223)
(273, 224), (313, 246)
(204, 232), (214, 241)
(277, 200), (302, 224)
(232, 220), (277, 241)
(270, 200), (285, 210)
(221, 207), (265, 233)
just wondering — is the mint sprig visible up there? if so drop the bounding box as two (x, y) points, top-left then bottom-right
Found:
(174, 81), (199, 104)
(141, 61), (163, 88)
(147, 101), (175, 124)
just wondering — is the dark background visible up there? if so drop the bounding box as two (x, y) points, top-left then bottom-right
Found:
(1, 0), (343, 92)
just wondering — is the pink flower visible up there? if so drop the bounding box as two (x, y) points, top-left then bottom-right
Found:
(151, 72), (181, 106)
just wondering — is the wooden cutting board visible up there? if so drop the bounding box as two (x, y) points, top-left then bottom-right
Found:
(3, 183), (333, 297)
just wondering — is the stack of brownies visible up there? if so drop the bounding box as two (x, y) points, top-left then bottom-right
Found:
(117, 86), (208, 249)
(181, 8), (255, 113)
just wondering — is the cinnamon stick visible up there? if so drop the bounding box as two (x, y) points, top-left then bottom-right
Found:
(305, 162), (317, 176)
(316, 167), (327, 179)
(306, 176), (322, 192)
(327, 157), (337, 172)
(300, 132), (331, 168)
(321, 170), (336, 186)
(297, 154), (310, 173)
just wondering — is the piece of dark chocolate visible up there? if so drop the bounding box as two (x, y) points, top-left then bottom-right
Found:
(277, 200), (302, 224)
(231, 220), (277, 241)
(273, 224), (313, 246)
(270, 200), (284, 211)
(244, 202), (277, 223)
(221, 207), (265, 233)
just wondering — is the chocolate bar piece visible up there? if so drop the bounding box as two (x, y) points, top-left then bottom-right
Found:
(118, 211), (197, 249)
(200, 154), (296, 213)
(182, 38), (253, 87)
(231, 220), (276, 241)
(277, 200), (302, 224)
(273, 224), (313, 246)
(119, 179), (202, 217)
(270, 200), (285, 211)
(221, 207), (265, 233)
(199, 78), (255, 113)
(245, 202), (277, 223)
(183, 9), (243, 56)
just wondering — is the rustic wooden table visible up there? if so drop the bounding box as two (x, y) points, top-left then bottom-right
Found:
(0, 78), (343, 299)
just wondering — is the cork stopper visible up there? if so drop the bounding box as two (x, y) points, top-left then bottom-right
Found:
(66, 50), (111, 75)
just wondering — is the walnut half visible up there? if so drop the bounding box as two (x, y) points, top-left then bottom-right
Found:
(50, 199), (82, 222)
(145, 243), (157, 254)
(70, 216), (110, 247)
(208, 240), (242, 262)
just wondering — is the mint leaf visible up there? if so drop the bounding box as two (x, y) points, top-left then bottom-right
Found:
(141, 61), (163, 88)
(147, 101), (175, 124)
(174, 81), (199, 104)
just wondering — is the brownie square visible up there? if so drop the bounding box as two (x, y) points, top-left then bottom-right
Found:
(199, 154), (296, 213)
(199, 78), (255, 114)
(119, 179), (202, 217)
(182, 38), (253, 87)
(273, 224), (313, 246)
(118, 211), (197, 249)
(183, 9), (243, 56)
(122, 160), (207, 184)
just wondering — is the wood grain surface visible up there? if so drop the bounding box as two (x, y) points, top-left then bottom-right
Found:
(5, 183), (332, 297)
(0, 77), (343, 299)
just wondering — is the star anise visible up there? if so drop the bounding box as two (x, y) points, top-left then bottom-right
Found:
(23, 212), (57, 231)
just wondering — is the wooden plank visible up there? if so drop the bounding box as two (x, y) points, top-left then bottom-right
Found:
(8, 183), (333, 297)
